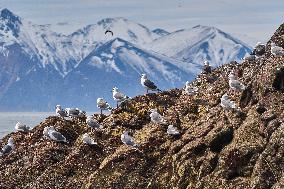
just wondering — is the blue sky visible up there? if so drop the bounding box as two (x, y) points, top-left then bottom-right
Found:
(1, 0), (283, 44)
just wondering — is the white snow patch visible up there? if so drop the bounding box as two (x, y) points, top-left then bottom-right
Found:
(89, 56), (104, 68)
(101, 53), (113, 59)
(111, 39), (125, 53)
(107, 59), (122, 74)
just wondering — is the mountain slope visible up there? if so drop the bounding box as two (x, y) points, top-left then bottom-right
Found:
(147, 25), (252, 68)
(61, 38), (197, 109)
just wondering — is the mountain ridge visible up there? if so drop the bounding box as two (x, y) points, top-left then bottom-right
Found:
(0, 8), (252, 111)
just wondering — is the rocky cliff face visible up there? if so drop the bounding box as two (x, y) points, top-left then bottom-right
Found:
(0, 24), (284, 189)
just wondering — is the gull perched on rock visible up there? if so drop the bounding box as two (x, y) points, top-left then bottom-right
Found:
(184, 81), (198, 95)
(250, 42), (266, 56)
(43, 126), (68, 143)
(229, 73), (246, 91)
(221, 94), (236, 110)
(242, 54), (256, 62)
(271, 42), (284, 56)
(82, 133), (97, 145)
(65, 108), (85, 118)
(150, 109), (167, 124)
(167, 125), (180, 136)
(121, 131), (138, 147)
(86, 116), (103, 130)
(55, 105), (67, 119)
(43, 126), (50, 138)
(141, 73), (161, 93)
(112, 87), (131, 108)
(203, 60), (212, 74)
(0, 137), (14, 156)
(97, 98), (112, 115)
(15, 122), (30, 132)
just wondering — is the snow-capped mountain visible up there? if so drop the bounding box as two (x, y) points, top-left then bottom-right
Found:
(147, 25), (252, 68)
(59, 38), (196, 109)
(0, 8), (252, 111)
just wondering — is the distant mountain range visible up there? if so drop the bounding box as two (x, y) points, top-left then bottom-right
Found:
(0, 8), (252, 111)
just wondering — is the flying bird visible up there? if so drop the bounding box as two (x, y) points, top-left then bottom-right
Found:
(15, 122), (30, 132)
(150, 109), (167, 124)
(105, 30), (114, 36)
(97, 98), (112, 115)
(271, 42), (284, 56)
(121, 131), (138, 147)
(112, 87), (131, 108)
(0, 137), (14, 156)
(82, 133), (97, 145)
(140, 74), (161, 94)
(229, 73), (246, 91)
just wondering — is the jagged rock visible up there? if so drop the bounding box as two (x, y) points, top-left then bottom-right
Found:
(272, 67), (284, 91)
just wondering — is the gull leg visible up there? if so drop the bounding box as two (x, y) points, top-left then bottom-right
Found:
(117, 102), (119, 108)
(100, 109), (102, 115)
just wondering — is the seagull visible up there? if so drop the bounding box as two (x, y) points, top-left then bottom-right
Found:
(97, 98), (112, 115)
(184, 81), (198, 95)
(55, 105), (67, 119)
(220, 94), (236, 110)
(167, 125), (180, 136)
(105, 30), (114, 36)
(82, 133), (97, 145)
(86, 116), (103, 130)
(44, 126), (68, 143)
(271, 42), (284, 56)
(203, 60), (212, 74)
(0, 137), (14, 156)
(242, 54), (256, 62)
(229, 73), (246, 91)
(15, 122), (30, 132)
(140, 74), (161, 93)
(112, 87), (131, 108)
(250, 42), (266, 56)
(121, 131), (138, 147)
(150, 109), (167, 124)
(43, 126), (50, 138)
(65, 108), (86, 119)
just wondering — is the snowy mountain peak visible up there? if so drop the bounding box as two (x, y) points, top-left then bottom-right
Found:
(0, 8), (22, 38)
(0, 8), (21, 23)
(147, 25), (252, 68)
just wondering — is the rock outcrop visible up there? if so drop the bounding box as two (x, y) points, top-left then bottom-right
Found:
(0, 24), (284, 189)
